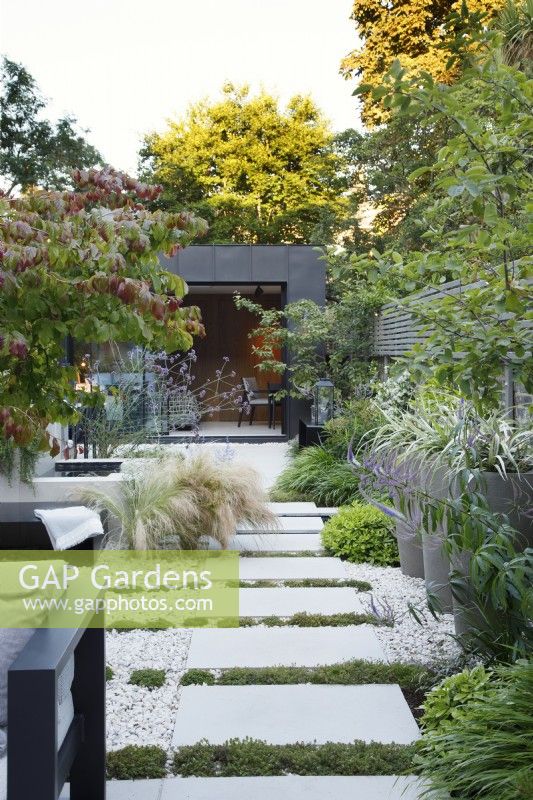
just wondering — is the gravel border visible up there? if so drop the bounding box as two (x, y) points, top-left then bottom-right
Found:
(105, 562), (459, 751)
(342, 562), (460, 667)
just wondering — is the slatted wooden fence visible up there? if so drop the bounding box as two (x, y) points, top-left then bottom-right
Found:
(373, 279), (486, 358)
(372, 278), (532, 416)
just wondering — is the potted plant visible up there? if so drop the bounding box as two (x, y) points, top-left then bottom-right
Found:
(360, 395), (458, 610)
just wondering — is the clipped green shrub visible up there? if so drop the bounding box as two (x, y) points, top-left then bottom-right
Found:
(416, 660), (533, 800)
(107, 745), (167, 779)
(321, 502), (398, 565)
(129, 668), (166, 689)
(421, 665), (494, 733)
(270, 446), (360, 506)
(105, 665), (114, 682)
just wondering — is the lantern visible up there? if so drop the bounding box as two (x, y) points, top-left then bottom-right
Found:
(312, 379), (334, 426)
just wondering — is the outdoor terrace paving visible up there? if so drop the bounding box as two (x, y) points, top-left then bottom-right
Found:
(102, 509), (424, 798)
(160, 775), (426, 799)
(207, 533), (324, 551)
(238, 586), (367, 617)
(239, 555), (346, 579)
(172, 684), (421, 746)
(236, 516), (324, 533)
(268, 501), (328, 515)
(186, 625), (387, 668)
(70, 775), (425, 799)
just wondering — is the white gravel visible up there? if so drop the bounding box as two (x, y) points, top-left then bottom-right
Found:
(105, 628), (191, 750)
(342, 562), (460, 667)
(105, 563), (459, 751)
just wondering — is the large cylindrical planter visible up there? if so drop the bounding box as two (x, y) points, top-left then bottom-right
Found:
(422, 533), (453, 613)
(451, 549), (496, 638)
(451, 472), (533, 637)
(421, 466), (453, 613)
(482, 472), (533, 549)
(395, 519), (424, 578)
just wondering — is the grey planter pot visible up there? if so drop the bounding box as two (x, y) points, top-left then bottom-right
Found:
(482, 471), (533, 549)
(420, 466), (453, 613)
(394, 519), (424, 578)
(422, 532), (453, 613)
(450, 549), (479, 637)
(451, 471), (533, 637)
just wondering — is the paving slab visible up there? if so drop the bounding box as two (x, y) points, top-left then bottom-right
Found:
(237, 516), (324, 533)
(208, 534), (323, 552)
(172, 684), (420, 746)
(187, 625), (386, 668)
(62, 780), (162, 799)
(239, 556), (345, 580)
(160, 775), (426, 799)
(239, 587), (366, 617)
(268, 502), (318, 515)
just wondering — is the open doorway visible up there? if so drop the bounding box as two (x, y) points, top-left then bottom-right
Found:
(182, 283), (285, 437)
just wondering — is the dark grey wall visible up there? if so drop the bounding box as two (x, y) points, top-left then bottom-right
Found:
(160, 245), (326, 437)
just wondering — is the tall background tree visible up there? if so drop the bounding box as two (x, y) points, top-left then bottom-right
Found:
(0, 57), (102, 196)
(340, 0), (504, 125)
(140, 83), (349, 244)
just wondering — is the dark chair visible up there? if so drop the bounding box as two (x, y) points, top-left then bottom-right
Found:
(267, 383), (283, 430)
(238, 377), (270, 427)
(6, 626), (105, 800)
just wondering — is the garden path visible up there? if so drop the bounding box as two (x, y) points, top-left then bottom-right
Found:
(163, 506), (424, 798)
(98, 496), (440, 798)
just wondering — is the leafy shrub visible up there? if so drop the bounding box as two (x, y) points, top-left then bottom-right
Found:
(181, 669), (216, 686)
(322, 399), (384, 460)
(107, 745), (167, 779)
(173, 738), (416, 777)
(421, 665), (494, 733)
(321, 502), (398, 565)
(270, 446), (360, 506)
(105, 665), (114, 682)
(416, 660), (533, 800)
(129, 668), (166, 689)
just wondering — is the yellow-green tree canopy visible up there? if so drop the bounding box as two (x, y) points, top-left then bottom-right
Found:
(341, 0), (504, 125)
(140, 84), (349, 244)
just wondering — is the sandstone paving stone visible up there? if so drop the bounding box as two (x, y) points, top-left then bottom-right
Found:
(160, 775), (426, 799)
(187, 625), (387, 668)
(268, 502), (318, 515)
(208, 533), (323, 552)
(239, 587), (366, 617)
(236, 516), (324, 533)
(239, 556), (345, 580)
(62, 781), (162, 800)
(172, 684), (421, 747)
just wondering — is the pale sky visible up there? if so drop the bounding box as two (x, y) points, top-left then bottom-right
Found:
(0, 0), (362, 175)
